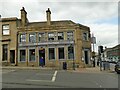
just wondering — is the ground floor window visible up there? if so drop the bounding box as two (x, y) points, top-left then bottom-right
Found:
(49, 48), (55, 60)
(58, 47), (64, 59)
(29, 49), (35, 61)
(2, 44), (8, 61)
(20, 50), (26, 62)
(68, 46), (74, 59)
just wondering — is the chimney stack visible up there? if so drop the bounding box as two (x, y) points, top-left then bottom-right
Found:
(46, 8), (51, 25)
(20, 7), (27, 27)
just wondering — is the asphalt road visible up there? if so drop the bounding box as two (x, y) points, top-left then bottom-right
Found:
(1, 69), (119, 88)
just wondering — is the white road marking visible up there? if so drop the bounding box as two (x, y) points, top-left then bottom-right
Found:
(26, 79), (52, 82)
(36, 73), (53, 75)
(99, 85), (102, 88)
(51, 70), (58, 82)
(93, 81), (102, 88)
(26, 70), (58, 83)
(1, 70), (15, 74)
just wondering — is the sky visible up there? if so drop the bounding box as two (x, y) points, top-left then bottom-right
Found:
(0, 0), (119, 52)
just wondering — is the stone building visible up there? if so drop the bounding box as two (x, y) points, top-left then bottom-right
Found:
(0, 7), (91, 68)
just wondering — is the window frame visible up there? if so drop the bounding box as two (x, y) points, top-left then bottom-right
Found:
(67, 31), (73, 41)
(58, 32), (64, 40)
(2, 24), (10, 35)
(29, 49), (36, 62)
(48, 48), (55, 60)
(38, 33), (46, 42)
(29, 33), (36, 43)
(48, 32), (55, 41)
(68, 45), (74, 60)
(83, 32), (88, 41)
(2, 44), (8, 61)
(19, 49), (26, 62)
(20, 33), (26, 43)
(58, 47), (65, 60)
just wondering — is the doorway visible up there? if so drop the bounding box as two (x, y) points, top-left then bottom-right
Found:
(10, 50), (15, 63)
(84, 51), (89, 64)
(39, 48), (45, 66)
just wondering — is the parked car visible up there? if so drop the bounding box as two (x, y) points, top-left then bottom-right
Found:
(115, 61), (120, 74)
(109, 61), (117, 64)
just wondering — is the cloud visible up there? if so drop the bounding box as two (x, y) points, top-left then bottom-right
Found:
(0, 1), (118, 50)
(88, 23), (118, 46)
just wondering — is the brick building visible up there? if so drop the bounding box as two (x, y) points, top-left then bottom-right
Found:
(0, 7), (91, 68)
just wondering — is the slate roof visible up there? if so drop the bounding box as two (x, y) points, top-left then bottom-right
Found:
(28, 20), (76, 27)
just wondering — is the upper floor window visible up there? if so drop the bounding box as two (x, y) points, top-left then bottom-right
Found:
(29, 33), (36, 43)
(67, 31), (73, 40)
(38, 33), (46, 42)
(58, 32), (64, 40)
(2, 24), (10, 35)
(83, 32), (88, 41)
(20, 34), (26, 42)
(48, 32), (54, 41)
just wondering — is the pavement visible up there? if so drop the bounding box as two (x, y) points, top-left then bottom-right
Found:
(1, 65), (116, 73)
(74, 66), (115, 73)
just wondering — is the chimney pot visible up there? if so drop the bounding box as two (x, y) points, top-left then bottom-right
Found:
(46, 8), (51, 25)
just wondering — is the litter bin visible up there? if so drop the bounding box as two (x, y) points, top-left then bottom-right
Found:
(63, 62), (67, 70)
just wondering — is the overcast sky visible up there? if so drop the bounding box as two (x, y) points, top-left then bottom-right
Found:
(0, 0), (119, 51)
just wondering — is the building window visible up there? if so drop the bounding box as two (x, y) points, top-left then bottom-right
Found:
(38, 33), (45, 42)
(58, 32), (64, 40)
(68, 45), (74, 59)
(29, 33), (36, 43)
(48, 32), (54, 41)
(58, 47), (64, 59)
(20, 34), (26, 42)
(20, 50), (26, 61)
(49, 48), (55, 60)
(83, 32), (88, 41)
(67, 31), (73, 40)
(29, 49), (35, 61)
(2, 25), (10, 35)
(2, 44), (8, 61)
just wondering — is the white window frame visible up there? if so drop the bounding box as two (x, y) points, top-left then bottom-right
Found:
(29, 33), (36, 43)
(67, 31), (73, 40)
(20, 33), (26, 42)
(58, 32), (64, 40)
(2, 24), (10, 35)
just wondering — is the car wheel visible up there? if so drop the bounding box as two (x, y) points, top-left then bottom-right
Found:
(117, 72), (120, 74)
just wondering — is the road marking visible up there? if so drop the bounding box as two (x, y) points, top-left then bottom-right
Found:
(26, 79), (52, 82)
(36, 73), (53, 75)
(93, 81), (102, 88)
(51, 70), (58, 82)
(26, 70), (58, 83)
(1, 70), (15, 74)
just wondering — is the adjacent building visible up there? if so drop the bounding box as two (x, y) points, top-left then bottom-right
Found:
(103, 44), (120, 62)
(0, 7), (92, 68)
